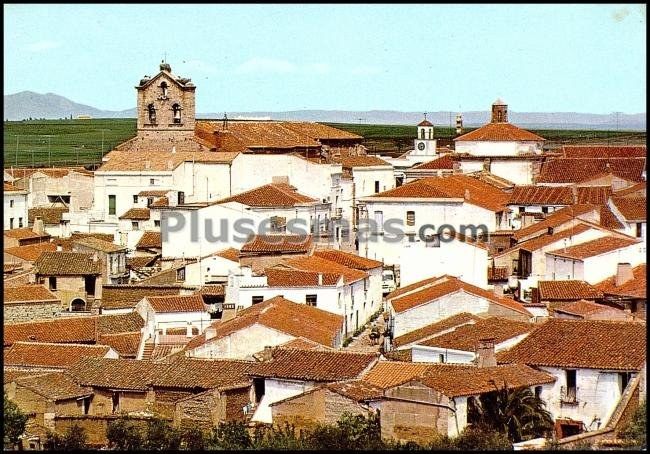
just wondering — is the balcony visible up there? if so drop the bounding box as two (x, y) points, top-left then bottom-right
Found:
(560, 386), (579, 405)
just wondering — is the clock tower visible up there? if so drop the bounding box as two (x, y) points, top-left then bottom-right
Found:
(414, 114), (437, 155)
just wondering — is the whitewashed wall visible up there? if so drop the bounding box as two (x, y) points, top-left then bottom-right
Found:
(454, 140), (542, 157)
(4, 191), (28, 230)
(252, 378), (316, 423)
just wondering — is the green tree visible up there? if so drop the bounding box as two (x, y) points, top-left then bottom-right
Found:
(3, 392), (28, 447)
(178, 424), (209, 451)
(210, 420), (252, 450)
(143, 417), (181, 450)
(452, 426), (513, 450)
(619, 400), (646, 449)
(106, 416), (144, 450)
(468, 385), (554, 442)
(44, 424), (89, 451)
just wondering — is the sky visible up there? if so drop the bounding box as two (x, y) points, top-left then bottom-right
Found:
(4, 4), (647, 114)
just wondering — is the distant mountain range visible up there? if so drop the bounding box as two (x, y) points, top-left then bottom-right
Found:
(4, 91), (646, 130)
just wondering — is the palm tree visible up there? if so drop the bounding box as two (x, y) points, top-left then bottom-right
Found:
(467, 383), (554, 443)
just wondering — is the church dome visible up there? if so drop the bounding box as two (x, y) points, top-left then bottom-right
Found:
(492, 98), (507, 106)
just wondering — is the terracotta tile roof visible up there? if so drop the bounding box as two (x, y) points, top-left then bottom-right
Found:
(511, 205), (597, 241)
(4, 227), (50, 240)
(508, 186), (573, 205)
(389, 275), (530, 317)
(610, 196), (646, 221)
(392, 313), (481, 348)
(187, 296), (343, 350)
(4, 182), (25, 192)
(383, 349), (413, 362)
(575, 186), (613, 204)
(614, 182), (646, 198)
(546, 236), (639, 260)
(265, 267), (341, 286)
(537, 280), (603, 301)
(4, 312), (144, 347)
(553, 300), (620, 318)
(66, 357), (255, 391)
(598, 204), (626, 229)
(417, 363), (556, 397)
(28, 207), (69, 225)
(274, 337), (334, 351)
(595, 264), (646, 299)
(497, 319), (646, 370)
(34, 251), (101, 275)
(251, 348), (377, 382)
(4, 285), (59, 304)
(73, 237), (126, 253)
(99, 148), (239, 171)
(4, 342), (112, 369)
(411, 154), (455, 170)
(370, 175), (510, 212)
(70, 232), (115, 243)
(98, 332), (141, 358)
(126, 255), (159, 269)
(341, 156), (390, 168)
(150, 197), (169, 208)
(468, 171), (516, 190)
(419, 317), (534, 351)
(536, 158), (646, 184)
(5, 167), (91, 179)
(240, 234), (313, 255)
(215, 183), (317, 208)
(136, 231), (162, 249)
(455, 122), (545, 142)
(101, 284), (183, 310)
(312, 249), (383, 270)
(138, 190), (169, 196)
(386, 276), (440, 300)
(512, 223), (593, 254)
(283, 255), (368, 284)
(361, 361), (433, 389)
(4, 370), (50, 385)
(195, 284), (225, 296)
(119, 208), (151, 220)
(488, 266), (509, 281)
(3, 263), (23, 273)
(4, 242), (57, 262)
(214, 247), (240, 262)
(14, 372), (91, 401)
(325, 380), (385, 401)
(146, 294), (206, 313)
(562, 145), (647, 159)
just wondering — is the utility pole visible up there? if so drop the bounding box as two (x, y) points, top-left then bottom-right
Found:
(48, 136), (52, 167)
(15, 135), (19, 166)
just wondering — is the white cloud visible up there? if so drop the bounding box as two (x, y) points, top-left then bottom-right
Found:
(25, 40), (61, 52)
(350, 65), (382, 76)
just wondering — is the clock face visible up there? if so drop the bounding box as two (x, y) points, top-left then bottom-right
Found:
(417, 142), (425, 151)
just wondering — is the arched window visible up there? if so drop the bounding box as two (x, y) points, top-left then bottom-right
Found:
(420, 128), (425, 139)
(160, 81), (168, 98)
(172, 103), (182, 124)
(428, 128), (433, 139)
(147, 103), (156, 123)
(70, 298), (86, 312)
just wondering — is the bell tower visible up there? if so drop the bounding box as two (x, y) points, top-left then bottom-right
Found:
(135, 61), (196, 139)
(414, 113), (437, 156)
(491, 98), (508, 123)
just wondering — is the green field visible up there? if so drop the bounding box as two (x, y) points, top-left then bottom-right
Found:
(3, 119), (646, 168)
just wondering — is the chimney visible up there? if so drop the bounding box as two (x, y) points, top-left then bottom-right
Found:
(145, 160), (151, 170)
(171, 146), (176, 154)
(260, 346), (274, 362)
(615, 263), (633, 287)
(493, 284), (504, 297)
(318, 272), (323, 285)
(204, 325), (217, 341)
(464, 189), (471, 201)
(186, 322), (193, 338)
(33, 217), (45, 235)
(476, 338), (497, 368)
(56, 245), (63, 252)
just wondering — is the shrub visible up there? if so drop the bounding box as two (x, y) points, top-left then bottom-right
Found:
(44, 424), (89, 451)
(106, 416), (144, 450)
(210, 420), (252, 450)
(3, 393), (28, 446)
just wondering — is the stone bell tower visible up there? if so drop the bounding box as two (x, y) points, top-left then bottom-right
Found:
(491, 98), (508, 123)
(135, 61), (196, 139)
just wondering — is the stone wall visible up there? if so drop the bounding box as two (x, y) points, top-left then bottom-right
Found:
(4, 302), (61, 323)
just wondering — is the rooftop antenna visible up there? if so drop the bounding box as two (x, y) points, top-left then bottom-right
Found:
(423, 112), (428, 121)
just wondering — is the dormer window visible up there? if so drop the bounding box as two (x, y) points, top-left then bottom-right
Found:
(160, 81), (168, 99)
(172, 104), (182, 124)
(147, 103), (156, 123)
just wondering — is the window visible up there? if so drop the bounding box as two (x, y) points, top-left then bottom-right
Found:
(49, 276), (57, 291)
(18, 217), (23, 228)
(112, 392), (120, 413)
(82, 397), (90, 415)
(149, 179), (156, 186)
(420, 129), (425, 139)
(154, 220), (161, 227)
(176, 267), (186, 281)
(374, 181), (380, 193)
(636, 223), (643, 238)
(147, 197), (154, 207)
(70, 299), (86, 312)
(542, 206), (549, 214)
(9, 199), (14, 208)
(147, 103), (156, 123)
(306, 294), (317, 307)
(406, 211), (415, 226)
(439, 354), (445, 363)
(133, 195), (139, 204)
(172, 103), (182, 124)
(9, 218), (14, 229)
(160, 81), (168, 98)
(252, 296), (264, 305)
(132, 221), (139, 230)
(108, 195), (116, 216)
(518, 206), (525, 213)
(178, 191), (185, 205)
(374, 211), (383, 233)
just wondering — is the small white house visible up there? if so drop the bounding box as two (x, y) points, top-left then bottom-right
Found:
(135, 294), (212, 342)
(4, 182), (28, 231)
